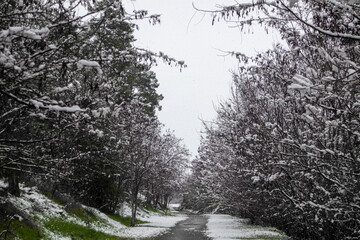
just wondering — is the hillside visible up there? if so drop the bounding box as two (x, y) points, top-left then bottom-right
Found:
(0, 179), (186, 240)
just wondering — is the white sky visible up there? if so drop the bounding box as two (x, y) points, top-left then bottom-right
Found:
(123, 0), (281, 157)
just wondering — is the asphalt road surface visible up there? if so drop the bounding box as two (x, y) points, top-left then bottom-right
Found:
(156, 213), (211, 240)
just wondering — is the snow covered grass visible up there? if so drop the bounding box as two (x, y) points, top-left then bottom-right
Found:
(43, 218), (122, 240)
(107, 214), (148, 227)
(117, 213), (187, 239)
(112, 202), (188, 238)
(0, 179), (186, 239)
(7, 183), (71, 221)
(139, 214), (187, 228)
(205, 214), (288, 240)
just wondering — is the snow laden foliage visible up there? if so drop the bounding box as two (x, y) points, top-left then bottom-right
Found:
(0, 0), (188, 229)
(185, 1), (360, 239)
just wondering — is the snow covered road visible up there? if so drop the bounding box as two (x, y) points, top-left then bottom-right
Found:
(156, 213), (210, 240)
(154, 212), (287, 240)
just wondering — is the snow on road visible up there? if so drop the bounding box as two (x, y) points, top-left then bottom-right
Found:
(140, 214), (187, 228)
(118, 214), (188, 239)
(118, 210), (188, 238)
(205, 214), (286, 240)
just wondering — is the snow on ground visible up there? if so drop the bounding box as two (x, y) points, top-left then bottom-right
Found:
(88, 203), (187, 239)
(2, 182), (85, 239)
(124, 213), (187, 238)
(168, 203), (181, 210)
(7, 184), (74, 222)
(114, 201), (188, 238)
(140, 214), (187, 228)
(1, 179), (186, 239)
(116, 226), (171, 239)
(206, 214), (285, 240)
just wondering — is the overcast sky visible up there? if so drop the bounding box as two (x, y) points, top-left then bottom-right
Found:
(123, 0), (281, 157)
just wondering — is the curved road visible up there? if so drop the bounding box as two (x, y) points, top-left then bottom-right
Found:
(156, 213), (210, 240)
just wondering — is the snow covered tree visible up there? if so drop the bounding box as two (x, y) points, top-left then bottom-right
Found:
(189, 0), (360, 239)
(0, 0), (187, 221)
(0, 0), (97, 195)
(144, 130), (189, 208)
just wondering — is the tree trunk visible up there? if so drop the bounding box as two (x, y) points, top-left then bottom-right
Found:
(164, 195), (169, 209)
(130, 186), (139, 227)
(155, 194), (160, 207)
(8, 172), (20, 197)
(145, 183), (152, 206)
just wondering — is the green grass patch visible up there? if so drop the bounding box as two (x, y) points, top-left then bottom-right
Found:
(0, 219), (42, 240)
(161, 209), (175, 216)
(41, 191), (67, 206)
(107, 214), (148, 227)
(43, 217), (125, 240)
(70, 206), (101, 224)
(143, 205), (160, 213)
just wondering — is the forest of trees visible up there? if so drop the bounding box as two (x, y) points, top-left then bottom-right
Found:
(183, 0), (360, 239)
(2, 0), (360, 239)
(0, 0), (189, 227)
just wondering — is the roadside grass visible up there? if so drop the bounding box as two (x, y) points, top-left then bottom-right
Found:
(143, 205), (160, 213)
(3, 213), (158, 240)
(1, 186), (166, 240)
(107, 214), (148, 227)
(0, 219), (42, 240)
(161, 209), (175, 216)
(70, 205), (102, 224)
(43, 217), (125, 240)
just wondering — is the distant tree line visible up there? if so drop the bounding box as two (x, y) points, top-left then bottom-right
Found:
(184, 0), (360, 239)
(0, 0), (188, 226)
